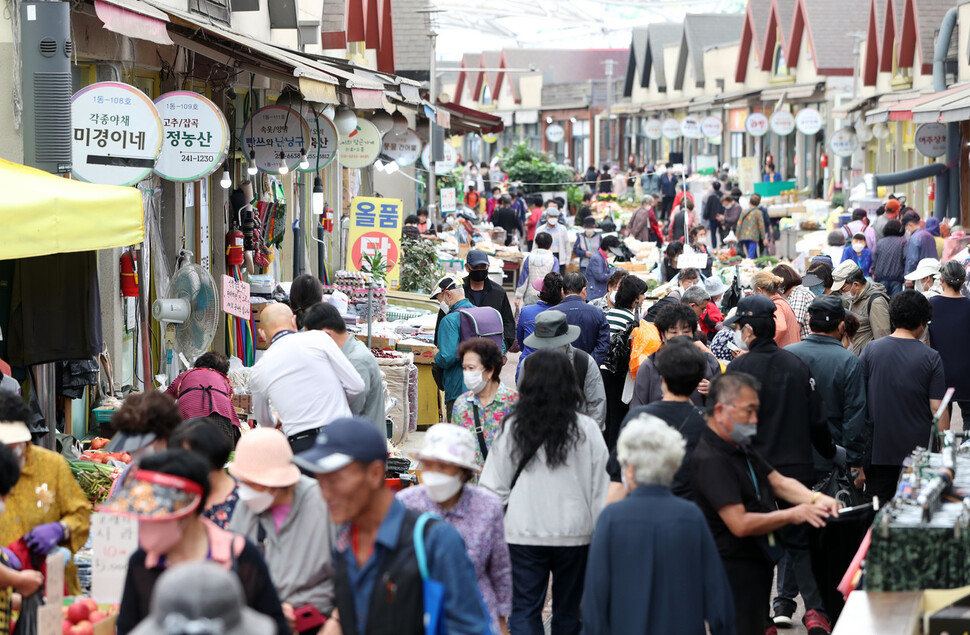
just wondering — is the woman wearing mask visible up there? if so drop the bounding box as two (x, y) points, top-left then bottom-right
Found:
(481, 349), (609, 635)
(104, 449), (288, 635)
(603, 276), (649, 448)
(229, 428), (334, 634)
(534, 206), (571, 272)
(586, 235), (620, 301)
(398, 424), (512, 634)
(168, 417), (238, 529)
(929, 261), (970, 418)
(660, 241), (684, 283)
(605, 276), (647, 336)
(590, 269), (630, 312)
(751, 271), (800, 347)
(773, 264), (814, 340)
(451, 338), (518, 466)
(573, 217), (602, 275)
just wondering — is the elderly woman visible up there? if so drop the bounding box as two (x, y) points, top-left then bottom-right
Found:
(582, 414), (735, 634)
(164, 351), (241, 446)
(751, 270), (800, 347)
(398, 424), (512, 634)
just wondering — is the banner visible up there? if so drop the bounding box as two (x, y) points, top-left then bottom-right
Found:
(346, 196), (405, 288)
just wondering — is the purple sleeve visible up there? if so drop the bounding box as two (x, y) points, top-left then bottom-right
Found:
(487, 501), (513, 616)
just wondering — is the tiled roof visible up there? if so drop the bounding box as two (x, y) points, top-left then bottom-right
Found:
(748, 0), (773, 53)
(645, 22), (683, 91)
(675, 13), (744, 89)
(802, 0), (869, 73)
(914, 0), (957, 69)
(623, 27), (649, 96)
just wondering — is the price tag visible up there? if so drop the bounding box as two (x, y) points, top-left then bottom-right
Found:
(46, 550), (65, 606)
(91, 513), (139, 603)
(38, 605), (63, 634)
(222, 275), (251, 320)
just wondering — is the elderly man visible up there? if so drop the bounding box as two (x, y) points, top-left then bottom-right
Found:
(628, 196), (661, 243)
(831, 260), (890, 355)
(534, 204), (571, 272)
(431, 275), (477, 419)
(582, 413), (735, 635)
(557, 272), (611, 365)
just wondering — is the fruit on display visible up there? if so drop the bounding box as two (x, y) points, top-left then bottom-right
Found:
(61, 597), (117, 634)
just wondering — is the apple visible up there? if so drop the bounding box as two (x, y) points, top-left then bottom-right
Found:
(70, 621), (94, 635)
(66, 602), (89, 624)
(81, 598), (98, 614)
(62, 606), (69, 618)
(88, 610), (105, 623)
(62, 620), (74, 635)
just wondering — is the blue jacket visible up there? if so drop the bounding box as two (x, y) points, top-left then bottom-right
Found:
(660, 173), (679, 197)
(433, 298), (475, 402)
(586, 251), (611, 300)
(581, 486), (736, 635)
(841, 245), (873, 277)
(557, 295), (610, 365)
(573, 232), (602, 268)
(905, 228), (939, 275)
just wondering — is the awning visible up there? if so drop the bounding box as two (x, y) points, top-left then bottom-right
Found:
(515, 110), (539, 124)
(95, 0), (172, 45)
(1, 159), (144, 260)
(712, 88), (763, 107)
(688, 97), (716, 113)
(831, 94), (880, 118)
(864, 89), (930, 123)
(759, 82), (824, 104)
(912, 83), (970, 123)
(436, 101), (505, 135)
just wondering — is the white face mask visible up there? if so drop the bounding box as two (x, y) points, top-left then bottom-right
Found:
(841, 289), (856, 303)
(439, 299), (451, 314)
(547, 216), (558, 225)
(733, 328), (749, 351)
(608, 290), (617, 304)
(463, 369), (489, 393)
(238, 483), (275, 515)
(421, 471), (463, 503)
(852, 243), (864, 253)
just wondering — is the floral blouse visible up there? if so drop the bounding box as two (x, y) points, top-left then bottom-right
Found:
(204, 484), (239, 530)
(451, 383), (518, 468)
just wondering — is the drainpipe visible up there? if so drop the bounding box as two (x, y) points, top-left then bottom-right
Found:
(934, 6), (959, 220)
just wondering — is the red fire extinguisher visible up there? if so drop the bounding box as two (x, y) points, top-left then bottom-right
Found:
(820, 154), (828, 169)
(321, 206), (335, 233)
(226, 228), (244, 266)
(120, 250), (139, 297)
(929, 182), (936, 201)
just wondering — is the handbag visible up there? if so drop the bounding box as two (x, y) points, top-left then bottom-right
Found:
(471, 404), (488, 461)
(413, 513), (447, 635)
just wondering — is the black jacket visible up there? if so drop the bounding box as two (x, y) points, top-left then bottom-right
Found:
(727, 336), (836, 483)
(491, 206), (524, 244)
(434, 277), (515, 352)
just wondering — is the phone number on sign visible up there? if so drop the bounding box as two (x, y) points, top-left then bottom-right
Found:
(180, 155), (216, 162)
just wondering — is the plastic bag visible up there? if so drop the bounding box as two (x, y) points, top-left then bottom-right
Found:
(12, 591), (42, 635)
(628, 320), (661, 378)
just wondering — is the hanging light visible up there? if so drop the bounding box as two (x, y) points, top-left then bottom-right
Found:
(333, 106), (358, 136)
(278, 150), (289, 175)
(391, 111), (408, 133)
(299, 148), (310, 170)
(312, 176), (324, 215)
(219, 162), (231, 189)
(321, 104), (336, 120)
(247, 150), (258, 176)
(371, 110), (394, 134)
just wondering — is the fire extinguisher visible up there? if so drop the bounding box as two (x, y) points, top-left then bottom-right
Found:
(765, 153), (774, 166)
(120, 250), (139, 297)
(820, 154), (828, 169)
(226, 227), (244, 266)
(929, 182), (936, 201)
(321, 205), (335, 233)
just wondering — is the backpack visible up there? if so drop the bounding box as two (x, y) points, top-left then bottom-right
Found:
(457, 306), (505, 352)
(572, 349), (589, 387)
(602, 322), (636, 374)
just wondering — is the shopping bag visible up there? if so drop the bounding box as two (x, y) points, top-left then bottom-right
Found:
(12, 591), (42, 635)
(413, 513), (447, 635)
(628, 320), (661, 378)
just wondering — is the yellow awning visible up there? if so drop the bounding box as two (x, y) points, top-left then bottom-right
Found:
(1, 158), (144, 260)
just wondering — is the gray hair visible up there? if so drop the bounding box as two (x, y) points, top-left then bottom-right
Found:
(682, 285), (711, 306)
(642, 195), (655, 206)
(617, 414), (686, 487)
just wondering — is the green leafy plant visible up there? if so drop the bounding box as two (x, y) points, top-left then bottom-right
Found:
(566, 185), (584, 211)
(830, 192), (844, 209)
(398, 236), (444, 294)
(361, 252), (389, 285)
(496, 143), (575, 193)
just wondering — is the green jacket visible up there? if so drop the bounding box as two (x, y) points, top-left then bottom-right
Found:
(434, 298), (475, 401)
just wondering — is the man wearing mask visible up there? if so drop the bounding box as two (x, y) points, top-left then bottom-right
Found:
(431, 276), (477, 419)
(441, 250), (516, 353)
(659, 163), (678, 220)
(490, 195), (523, 246)
(558, 272), (611, 366)
(903, 211), (939, 278)
(904, 257), (943, 298)
(831, 261), (890, 355)
(573, 217), (602, 275)
(534, 205), (571, 273)
(690, 372), (841, 635)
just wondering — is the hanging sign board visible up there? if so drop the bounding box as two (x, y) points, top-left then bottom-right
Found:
(346, 196), (405, 287)
(71, 82), (163, 186)
(222, 275), (251, 320)
(421, 142), (457, 171)
(545, 123), (565, 143)
(680, 116), (703, 139)
(745, 112), (769, 137)
(769, 110), (796, 136)
(440, 187), (457, 212)
(300, 109), (339, 171)
(795, 108), (822, 135)
(338, 119), (382, 168)
(382, 128), (422, 167)
(243, 106), (311, 174)
(644, 118), (663, 140)
(701, 116), (723, 138)
(152, 91), (229, 182)
(914, 122), (947, 158)
(829, 128), (859, 157)
(661, 118), (682, 140)
(91, 512), (139, 602)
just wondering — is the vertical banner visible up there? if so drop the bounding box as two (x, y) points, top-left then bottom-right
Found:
(346, 196), (405, 288)
(738, 157), (759, 195)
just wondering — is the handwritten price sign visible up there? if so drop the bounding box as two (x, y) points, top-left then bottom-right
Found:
(222, 276), (251, 320)
(91, 512), (139, 602)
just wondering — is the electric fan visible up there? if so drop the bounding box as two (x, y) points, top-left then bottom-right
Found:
(152, 253), (220, 383)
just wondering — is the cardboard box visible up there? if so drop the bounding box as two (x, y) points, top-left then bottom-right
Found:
(251, 299), (273, 350)
(396, 342), (437, 356)
(232, 393), (252, 414)
(355, 333), (394, 350)
(410, 350), (438, 364)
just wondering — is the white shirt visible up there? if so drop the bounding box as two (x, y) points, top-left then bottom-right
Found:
(535, 222), (571, 264)
(250, 330), (366, 437)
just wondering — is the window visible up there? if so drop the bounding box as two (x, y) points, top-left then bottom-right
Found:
(481, 82), (491, 106)
(773, 43), (788, 77)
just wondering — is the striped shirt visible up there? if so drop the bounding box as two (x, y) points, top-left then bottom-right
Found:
(605, 307), (637, 336)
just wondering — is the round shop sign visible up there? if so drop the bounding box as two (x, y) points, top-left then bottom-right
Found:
(662, 118), (682, 140)
(382, 128), (422, 167)
(71, 82), (163, 186)
(701, 116), (723, 138)
(915, 122), (948, 158)
(482, 133), (499, 144)
(829, 127), (859, 157)
(769, 110), (796, 136)
(644, 118), (663, 140)
(350, 230), (400, 272)
(745, 112), (769, 137)
(338, 119), (383, 168)
(243, 106), (312, 174)
(545, 123), (565, 143)
(421, 142), (458, 172)
(152, 91), (229, 182)
(680, 116), (703, 139)
(795, 108), (822, 135)
(301, 109), (339, 172)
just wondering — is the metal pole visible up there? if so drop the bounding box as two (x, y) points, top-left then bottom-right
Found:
(293, 175), (304, 276)
(604, 59), (615, 164)
(366, 280), (374, 349)
(428, 30), (438, 225)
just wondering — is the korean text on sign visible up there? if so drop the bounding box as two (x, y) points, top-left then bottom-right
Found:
(347, 197), (405, 287)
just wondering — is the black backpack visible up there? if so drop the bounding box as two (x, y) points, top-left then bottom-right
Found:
(602, 322), (636, 374)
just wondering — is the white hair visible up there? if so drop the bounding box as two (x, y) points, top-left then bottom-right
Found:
(616, 414), (686, 487)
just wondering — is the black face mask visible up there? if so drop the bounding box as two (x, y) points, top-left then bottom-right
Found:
(469, 269), (489, 282)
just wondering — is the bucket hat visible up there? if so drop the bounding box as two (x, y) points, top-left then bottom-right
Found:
(227, 428), (300, 488)
(412, 423), (480, 472)
(524, 310), (580, 349)
(905, 258), (942, 281)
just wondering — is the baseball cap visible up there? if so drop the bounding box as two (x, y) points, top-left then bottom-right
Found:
(429, 275), (462, 300)
(466, 249), (489, 267)
(722, 294), (776, 326)
(885, 199), (901, 214)
(582, 217), (597, 228)
(831, 260), (861, 290)
(545, 207), (560, 217)
(524, 310), (580, 349)
(905, 257), (942, 281)
(293, 417), (388, 475)
(807, 294), (845, 324)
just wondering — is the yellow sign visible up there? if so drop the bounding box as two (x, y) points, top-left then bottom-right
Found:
(347, 196), (405, 288)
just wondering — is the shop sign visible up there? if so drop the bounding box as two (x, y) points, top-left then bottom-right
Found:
(71, 82), (163, 186)
(680, 116), (703, 139)
(152, 91), (229, 182)
(382, 128), (422, 167)
(440, 187), (457, 212)
(545, 123), (565, 143)
(701, 116), (723, 138)
(347, 196), (405, 287)
(914, 123), (947, 158)
(221, 276), (250, 320)
(482, 133), (499, 144)
(795, 108), (822, 135)
(728, 108), (749, 132)
(338, 119), (382, 168)
(829, 127), (859, 157)
(769, 110), (796, 136)
(300, 109), (339, 172)
(421, 142), (458, 172)
(661, 118), (682, 140)
(242, 106), (311, 174)
(644, 118), (663, 140)
(745, 112), (769, 137)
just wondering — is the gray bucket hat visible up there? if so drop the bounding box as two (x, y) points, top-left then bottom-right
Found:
(524, 310), (580, 349)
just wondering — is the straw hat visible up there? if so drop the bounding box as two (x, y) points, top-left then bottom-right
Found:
(228, 428), (301, 488)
